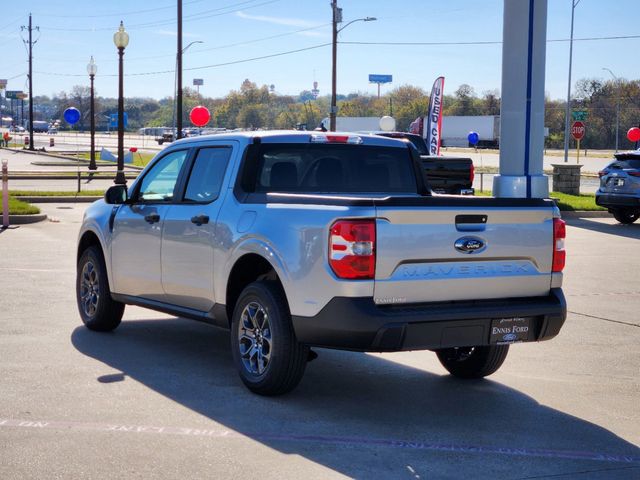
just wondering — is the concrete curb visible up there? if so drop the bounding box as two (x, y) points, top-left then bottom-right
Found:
(15, 196), (101, 204)
(561, 211), (610, 219)
(6, 213), (48, 224)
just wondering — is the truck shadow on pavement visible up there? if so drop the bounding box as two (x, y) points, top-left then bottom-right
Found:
(71, 319), (640, 478)
(567, 218), (640, 240)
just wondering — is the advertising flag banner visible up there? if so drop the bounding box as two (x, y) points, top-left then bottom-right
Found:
(425, 76), (445, 156)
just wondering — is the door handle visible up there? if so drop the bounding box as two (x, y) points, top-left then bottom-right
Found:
(191, 214), (210, 226)
(144, 213), (160, 224)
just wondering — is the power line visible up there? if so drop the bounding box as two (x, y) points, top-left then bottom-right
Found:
(39, 0), (279, 32)
(33, 22), (330, 64)
(35, 0), (207, 18)
(34, 42), (331, 78)
(340, 34), (640, 47)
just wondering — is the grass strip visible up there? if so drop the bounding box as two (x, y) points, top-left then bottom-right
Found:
(475, 190), (605, 211)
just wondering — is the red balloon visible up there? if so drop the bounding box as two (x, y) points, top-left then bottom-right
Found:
(627, 127), (640, 143)
(190, 106), (211, 127)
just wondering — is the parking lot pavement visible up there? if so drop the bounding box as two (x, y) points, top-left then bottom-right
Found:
(1, 204), (638, 479)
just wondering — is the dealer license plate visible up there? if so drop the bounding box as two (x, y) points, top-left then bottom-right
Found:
(490, 317), (532, 344)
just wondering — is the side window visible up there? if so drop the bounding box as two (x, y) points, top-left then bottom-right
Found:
(137, 150), (188, 202)
(183, 147), (232, 203)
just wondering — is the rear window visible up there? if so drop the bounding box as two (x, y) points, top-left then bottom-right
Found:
(240, 143), (418, 194)
(609, 159), (640, 170)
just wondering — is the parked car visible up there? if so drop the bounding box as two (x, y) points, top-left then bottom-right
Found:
(371, 131), (474, 195)
(77, 131), (567, 395)
(596, 150), (640, 224)
(47, 127), (58, 135)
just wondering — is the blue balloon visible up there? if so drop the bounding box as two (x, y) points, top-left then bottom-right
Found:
(468, 131), (479, 146)
(64, 107), (81, 125)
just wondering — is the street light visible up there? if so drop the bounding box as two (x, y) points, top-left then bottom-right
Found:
(113, 21), (129, 185)
(330, 0), (376, 132)
(602, 67), (620, 152)
(173, 40), (203, 138)
(87, 56), (98, 170)
(563, 0), (581, 163)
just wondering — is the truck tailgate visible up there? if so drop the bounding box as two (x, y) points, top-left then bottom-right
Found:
(373, 198), (555, 305)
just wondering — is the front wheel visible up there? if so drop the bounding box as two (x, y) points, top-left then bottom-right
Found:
(436, 345), (509, 379)
(76, 246), (125, 332)
(230, 281), (308, 396)
(612, 209), (640, 224)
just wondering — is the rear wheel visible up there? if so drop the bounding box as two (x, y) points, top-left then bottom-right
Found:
(76, 246), (124, 332)
(436, 345), (509, 379)
(612, 209), (640, 224)
(230, 281), (308, 396)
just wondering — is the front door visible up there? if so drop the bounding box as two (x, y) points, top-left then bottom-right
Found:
(161, 145), (234, 311)
(111, 149), (189, 300)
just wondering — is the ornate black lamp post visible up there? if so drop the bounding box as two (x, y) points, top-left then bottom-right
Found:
(87, 56), (98, 171)
(113, 21), (129, 185)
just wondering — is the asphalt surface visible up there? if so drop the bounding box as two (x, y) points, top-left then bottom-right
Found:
(0, 204), (639, 479)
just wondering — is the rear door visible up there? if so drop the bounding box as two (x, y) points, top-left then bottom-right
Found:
(373, 200), (555, 305)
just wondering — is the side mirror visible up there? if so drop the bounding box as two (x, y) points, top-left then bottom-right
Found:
(104, 185), (128, 205)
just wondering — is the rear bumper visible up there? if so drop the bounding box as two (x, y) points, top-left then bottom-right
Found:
(596, 193), (640, 209)
(292, 289), (567, 352)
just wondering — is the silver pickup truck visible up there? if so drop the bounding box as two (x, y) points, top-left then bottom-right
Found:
(76, 131), (567, 395)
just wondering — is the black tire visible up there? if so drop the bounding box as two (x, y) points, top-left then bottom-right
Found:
(76, 246), (125, 332)
(612, 209), (640, 225)
(230, 281), (308, 396)
(436, 345), (509, 379)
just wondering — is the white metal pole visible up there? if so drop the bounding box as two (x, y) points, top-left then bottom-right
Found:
(563, 0), (578, 163)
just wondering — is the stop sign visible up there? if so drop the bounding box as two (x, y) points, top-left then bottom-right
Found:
(571, 121), (585, 140)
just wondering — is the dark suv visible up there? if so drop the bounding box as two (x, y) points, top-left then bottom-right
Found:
(596, 151), (640, 224)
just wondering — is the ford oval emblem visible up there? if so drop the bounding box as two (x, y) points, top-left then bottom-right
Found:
(502, 333), (517, 342)
(454, 236), (486, 254)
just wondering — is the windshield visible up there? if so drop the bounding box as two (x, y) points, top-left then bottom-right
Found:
(241, 143), (418, 194)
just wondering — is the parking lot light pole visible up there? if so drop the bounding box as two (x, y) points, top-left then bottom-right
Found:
(329, 1), (375, 131)
(87, 56), (98, 170)
(113, 22), (129, 185)
(602, 67), (620, 152)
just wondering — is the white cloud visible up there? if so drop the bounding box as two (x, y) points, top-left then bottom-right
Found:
(236, 11), (321, 28)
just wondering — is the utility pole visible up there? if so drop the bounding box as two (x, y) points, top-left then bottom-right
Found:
(176, 0), (183, 140)
(22, 14), (39, 151)
(330, 0), (339, 132)
(563, 0), (580, 163)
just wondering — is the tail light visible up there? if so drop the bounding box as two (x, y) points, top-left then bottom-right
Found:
(469, 162), (475, 185)
(598, 170), (606, 178)
(329, 220), (376, 279)
(311, 134), (363, 144)
(628, 171), (640, 178)
(552, 218), (566, 273)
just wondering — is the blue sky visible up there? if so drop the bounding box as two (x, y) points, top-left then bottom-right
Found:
(1, 0), (638, 100)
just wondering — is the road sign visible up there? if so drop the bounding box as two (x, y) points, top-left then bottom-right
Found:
(572, 110), (588, 121)
(368, 74), (392, 84)
(193, 78), (203, 86)
(109, 112), (128, 128)
(571, 121), (585, 140)
(5, 90), (23, 100)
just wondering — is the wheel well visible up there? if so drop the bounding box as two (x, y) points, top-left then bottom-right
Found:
(225, 254), (283, 324)
(77, 231), (102, 264)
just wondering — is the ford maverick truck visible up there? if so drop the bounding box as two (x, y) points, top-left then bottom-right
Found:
(76, 131), (567, 395)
